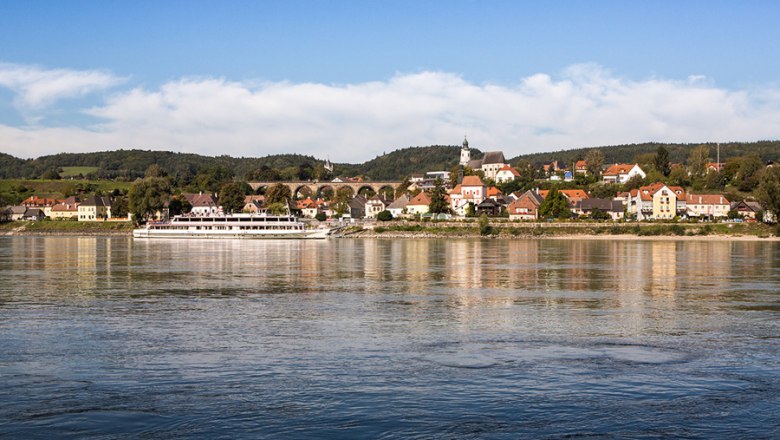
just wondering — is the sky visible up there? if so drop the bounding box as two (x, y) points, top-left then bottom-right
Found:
(1, 0), (779, 162)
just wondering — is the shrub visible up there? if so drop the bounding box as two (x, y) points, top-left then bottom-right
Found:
(315, 212), (327, 221)
(377, 210), (393, 221)
(479, 213), (493, 236)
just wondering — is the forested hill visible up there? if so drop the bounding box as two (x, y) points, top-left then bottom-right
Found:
(509, 141), (780, 167)
(1, 141), (778, 181)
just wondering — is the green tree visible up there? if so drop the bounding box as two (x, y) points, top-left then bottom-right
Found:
(377, 210), (393, 221)
(144, 164), (167, 178)
(333, 187), (353, 216)
(315, 212), (327, 221)
(688, 145), (710, 178)
(479, 213), (493, 236)
(538, 188), (572, 219)
(41, 168), (61, 180)
(734, 155), (763, 192)
(168, 196), (192, 216)
(111, 196), (129, 218)
(219, 182), (246, 213)
(267, 202), (288, 215)
(428, 178), (449, 214)
(653, 146), (671, 176)
(465, 202), (476, 218)
(585, 149), (605, 177)
(128, 177), (171, 223)
(623, 174), (645, 191)
(266, 183), (292, 204)
(667, 166), (690, 187)
(756, 167), (780, 222)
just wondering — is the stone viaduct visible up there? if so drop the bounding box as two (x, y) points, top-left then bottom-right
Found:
(248, 181), (404, 199)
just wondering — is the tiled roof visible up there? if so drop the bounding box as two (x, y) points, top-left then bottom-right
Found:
(408, 192), (432, 206)
(461, 175), (484, 186)
(686, 194), (729, 205)
(604, 163), (637, 176)
(497, 165), (520, 176)
(481, 151), (506, 165)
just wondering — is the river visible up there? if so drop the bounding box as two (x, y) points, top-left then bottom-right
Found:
(0, 236), (778, 438)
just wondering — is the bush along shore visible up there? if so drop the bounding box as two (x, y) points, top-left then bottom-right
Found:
(345, 220), (779, 240)
(0, 220), (134, 236)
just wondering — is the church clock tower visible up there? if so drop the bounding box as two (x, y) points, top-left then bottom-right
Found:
(459, 136), (470, 166)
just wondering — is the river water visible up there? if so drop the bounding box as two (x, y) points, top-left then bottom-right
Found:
(0, 236), (778, 439)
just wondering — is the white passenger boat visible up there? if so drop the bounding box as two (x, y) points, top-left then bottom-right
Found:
(132, 213), (331, 239)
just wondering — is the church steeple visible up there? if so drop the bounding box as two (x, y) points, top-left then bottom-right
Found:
(459, 136), (471, 166)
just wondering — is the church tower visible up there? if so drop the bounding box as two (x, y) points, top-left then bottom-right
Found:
(459, 136), (470, 166)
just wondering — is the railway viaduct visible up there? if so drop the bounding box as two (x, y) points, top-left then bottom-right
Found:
(248, 181), (404, 199)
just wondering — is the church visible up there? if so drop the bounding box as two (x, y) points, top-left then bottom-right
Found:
(458, 137), (509, 181)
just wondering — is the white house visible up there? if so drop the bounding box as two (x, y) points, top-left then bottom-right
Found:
(449, 175), (486, 216)
(603, 163), (646, 184)
(495, 165), (520, 183)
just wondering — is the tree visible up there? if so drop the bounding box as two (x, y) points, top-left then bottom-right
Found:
(734, 155), (763, 192)
(128, 177), (171, 223)
(41, 168), (61, 180)
(315, 212), (327, 222)
(688, 145), (710, 178)
(585, 149), (605, 177)
(653, 146), (671, 176)
(111, 196), (129, 218)
(219, 182), (245, 214)
(377, 210), (393, 221)
(267, 202), (288, 215)
(756, 167), (780, 222)
(168, 196), (192, 216)
(704, 171), (726, 190)
(144, 164), (167, 178)
(266, 183), (292, 205)
(623, 174), (645, 192)
(667, 166), (690, 187)
(479, 213), (493, 236)
(333, 187), (353, 216)
(538, 188), (572, 219)
(428, 178), (449, 214)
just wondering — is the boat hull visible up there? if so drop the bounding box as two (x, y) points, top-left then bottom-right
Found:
(132, 228), (331, 239)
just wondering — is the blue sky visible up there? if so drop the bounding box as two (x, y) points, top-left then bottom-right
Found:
(1, 1), (779, 160)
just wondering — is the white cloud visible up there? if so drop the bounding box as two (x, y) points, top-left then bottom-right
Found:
(0, 62), (124, 109)
(1, 63), (779, 161)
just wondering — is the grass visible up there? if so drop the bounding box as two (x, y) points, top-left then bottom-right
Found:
(1, 220), (133, 233)
(0, 179), (132, 203)
(59, 166), (99, 177)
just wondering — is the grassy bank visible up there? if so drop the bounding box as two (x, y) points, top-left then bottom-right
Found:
(0, 220), (134, 235)
(365, 221), (777, 239)
(0, 179), (132, 203)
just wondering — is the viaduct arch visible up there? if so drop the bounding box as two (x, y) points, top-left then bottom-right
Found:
(248, 181), (404, 199)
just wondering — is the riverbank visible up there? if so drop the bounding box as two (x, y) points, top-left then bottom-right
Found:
(0, 221), (134, 236)
(345, 221), (780, 240)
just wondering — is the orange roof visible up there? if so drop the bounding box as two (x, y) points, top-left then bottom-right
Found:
(603, 163), (636, 176)
(461, 175), (484, 186)
(575, 160), (587, 169)
(22, 196), (61, 206)
(486, 186), (503, 197)
(449, 184), (462, 195)
(497, 165), (520, 176)
(538, 189), (589, 201)
(686, 193), (729, 205)
(409, 192), (432, 206)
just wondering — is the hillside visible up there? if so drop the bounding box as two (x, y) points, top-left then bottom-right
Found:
(509, 141), (780, 167)
(1, 141), (778, 182)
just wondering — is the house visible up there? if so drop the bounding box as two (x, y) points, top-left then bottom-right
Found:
(564, 171), (574, 182)
(730, 200), (765, 220)
(574, 160), (588, 174)
(406, 192), (432, 216)
(574, 199), (625, 220)
(494, 165), (520, 183)
(243, 195), (266, 214)
(364, 196), (387, 219)
(296, 198), (319, 218)
(627, 182), (685, 220)
(685, 194), (730, 219)
(468, 151), (508, 181)
(49, 197), (79, 220)
(386, 194), (410, 218)
(21, 196), (61, 216)
(602, 163), (646, 184)
(543, 160), (565, 175)
(706, 162), (724, 173)
(78, 196), (112, 221)
(538, 189), (590, 207)
(476, 198), (502, 217)
(185, 192), (222, 216)
(22, 208), (46, 221)
(9, 206), (28, 221)
(449, 175), (486, 216)
(507, 190), (544, 220)
(347, 195), (367, 218)
(486, 186), (503, 200)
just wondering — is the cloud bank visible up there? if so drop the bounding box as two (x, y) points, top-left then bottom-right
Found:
(0, 62), (779, 161)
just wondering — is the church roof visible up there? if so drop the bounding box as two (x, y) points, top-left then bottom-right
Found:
(481, 151), (506, 165)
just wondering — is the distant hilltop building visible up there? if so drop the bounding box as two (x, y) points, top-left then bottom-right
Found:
(459, 137), (471, 166)
(459, 136), (509, 181)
